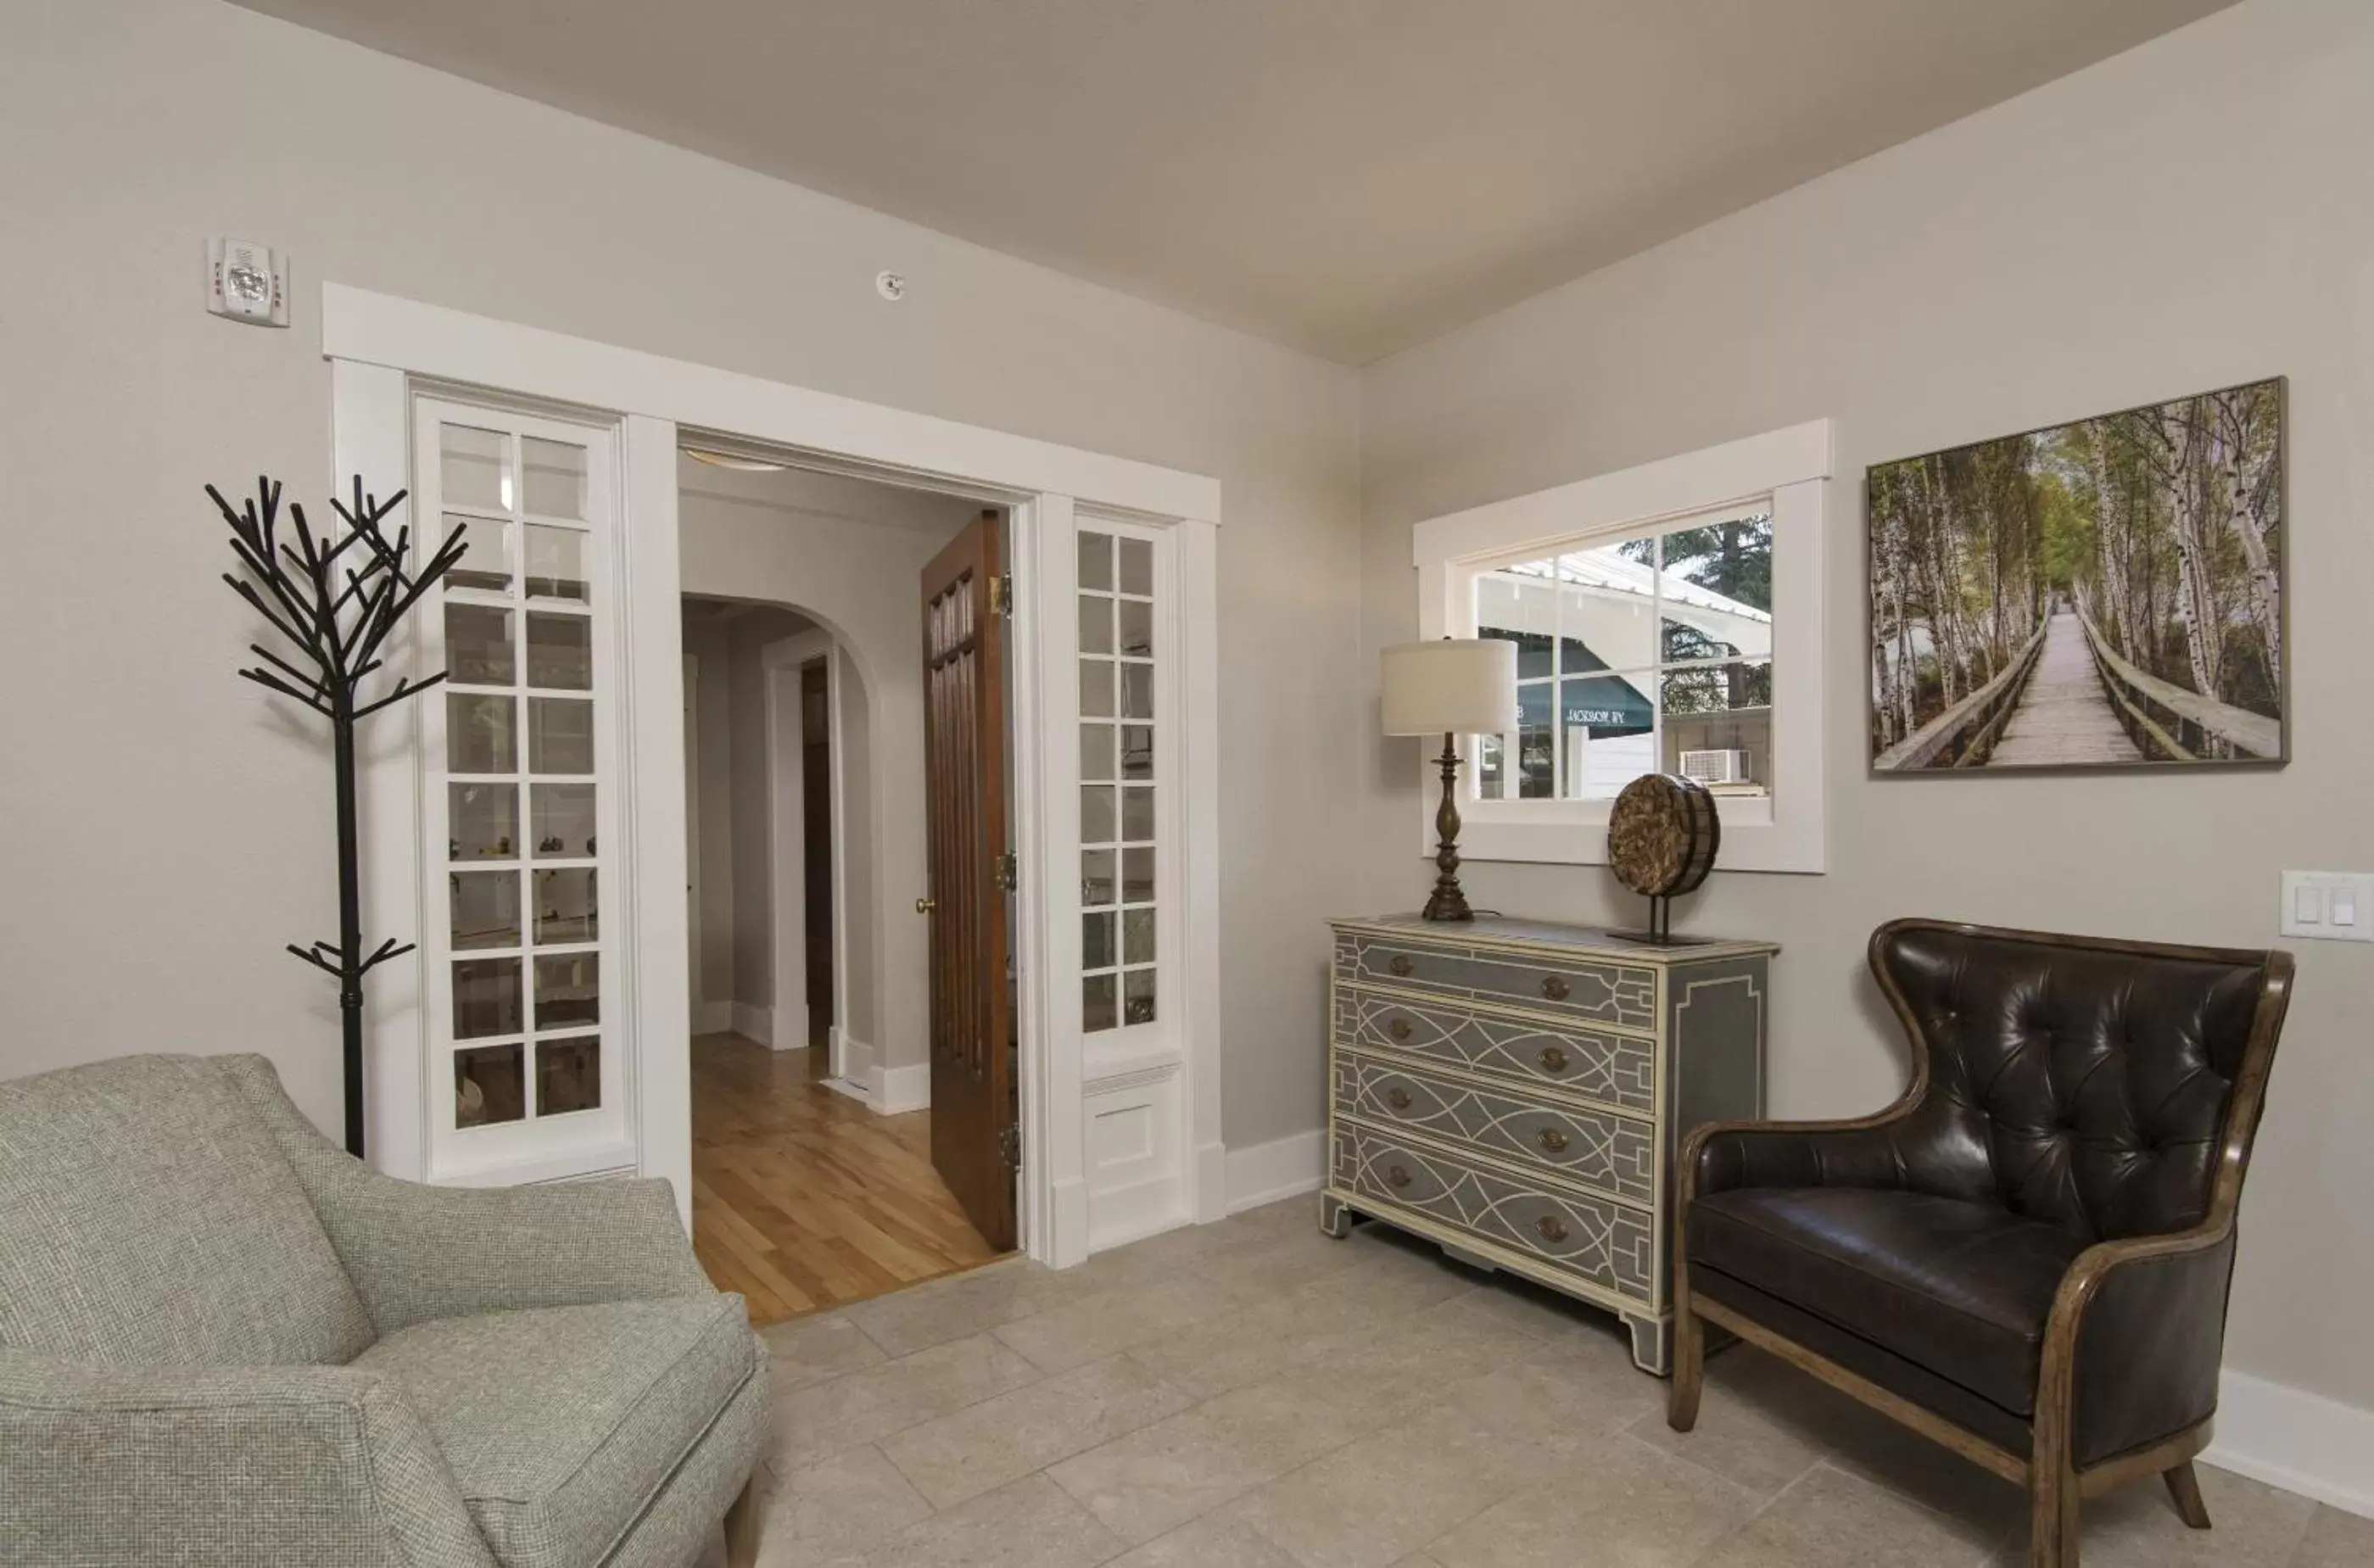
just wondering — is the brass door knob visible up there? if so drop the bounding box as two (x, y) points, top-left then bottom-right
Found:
(1388, 954), (1416, 978)
(1386, 1087), (1414, 1112)
(1386, 1164), (1412, 1190)
(915, 896), (937, 913)
(1536, 1127), (1569, 1154)
(1539, 1046), (1569, 1074)
(1535, 1214), (1569, 1243)
(1540, 975), (1571, 1002)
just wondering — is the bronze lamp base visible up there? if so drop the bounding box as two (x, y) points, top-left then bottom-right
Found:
(1422, 733), (1473, 922)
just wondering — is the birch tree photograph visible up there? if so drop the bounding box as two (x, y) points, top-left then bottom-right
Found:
(1868, 378), (2285, 773)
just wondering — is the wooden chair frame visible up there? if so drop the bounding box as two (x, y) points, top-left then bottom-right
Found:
(1666, 918), (2293, 1568)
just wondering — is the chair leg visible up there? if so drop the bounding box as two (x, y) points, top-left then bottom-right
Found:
(1666, 1295), (1704, 1432)
(2029, 1461), (2081, 1568)
(2163, 1462), (2212, 1530)
(723, 1469), (762, 1568)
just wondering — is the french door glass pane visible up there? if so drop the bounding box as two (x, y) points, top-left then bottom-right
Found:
(533, 784), (596, 857)
(450, 783), (517, 861)
(526, 613), (593, 689)
(529, 697), (595, 774)
(1081, 785), (1116, 845)
(449, 695), (517, 773)
(1083, 974), (1118, 1033)
(535, 952), (599, 1030)
(525, 525), (590, 604)
(453, 957), (523, 1038)
(1083, 911), (1116, 969)
(444, 515), (511, 594)
(1078, 593), (1114, 655)
(1081, 723), (1114, 782)
(1123, 907), (1155, 965)
(1118, 537), (1153, 595)
(1078, 532), (1113, 592)
(450, 870), (520, 951)
(445, 605), (515, 685)
(455, 1043), (525, 1126)
(1117, 598), (1153, 656)
(521, 437), (587, 520)
(537, 1036), (600, 1115)
(440, 425), (508, 511)
(1120, 784), (1153, 843)
(1124, 968), (1156, 1025)
(1123, 846), (1154, 903)
(536, 868), (598, 944)
(1120, 724), (1153, 780)
(1080, 659), (1114, 718)
(1081, 850), (1115, 908)
(1120, 664), (1153, 720)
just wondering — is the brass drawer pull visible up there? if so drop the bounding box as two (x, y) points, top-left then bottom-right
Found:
(1536, 1214), (1568, 1243)
(1536, 1127), (1569, 1154)
(1539, 1046), (1569, 1074)
(1386, 1087), (1413, 1112)
(1388, 1018), (1413, 1041)
(1388, 954), (1416, 978)
(1539, 975), (1570, 1002)
(1386, 1164), (1412, 1190)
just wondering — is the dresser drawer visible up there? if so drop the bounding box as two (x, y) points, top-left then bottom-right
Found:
(1332, 929), (1656, 1030)
(1334, 1054), (1654, 1203)
(1334, 988), (1656, 1115)
(1332, 1124), (1655, 1304)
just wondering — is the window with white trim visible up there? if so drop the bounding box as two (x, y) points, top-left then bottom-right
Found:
(1467, 507), (1773, 805)
(1411, 421), (1830, 874)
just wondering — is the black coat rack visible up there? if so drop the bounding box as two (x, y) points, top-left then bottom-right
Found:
(210, 477), (465, 1158)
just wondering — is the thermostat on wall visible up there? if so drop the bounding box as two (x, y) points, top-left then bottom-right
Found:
(208, 238), (288, 327)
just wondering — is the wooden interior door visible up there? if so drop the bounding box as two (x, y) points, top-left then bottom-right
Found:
(919, 511), (1015, 1251)
(800, 661), (834, 1049)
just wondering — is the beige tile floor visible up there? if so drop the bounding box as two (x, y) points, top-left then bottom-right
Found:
(745, 1197), (2373, 1567)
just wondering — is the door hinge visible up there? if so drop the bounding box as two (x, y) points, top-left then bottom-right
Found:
(987, 573), (1014, 616)
(999, 1124), (1023, 1170)
(994, 851), (1019, 892)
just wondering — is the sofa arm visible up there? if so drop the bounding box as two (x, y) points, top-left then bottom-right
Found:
(213, 1053), (714, 1334)
(2045, 1225), (2238, 1468)
(0, 1354), (494, 1567)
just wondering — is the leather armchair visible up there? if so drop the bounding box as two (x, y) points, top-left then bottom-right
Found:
(1667, 919), (2292, 1568)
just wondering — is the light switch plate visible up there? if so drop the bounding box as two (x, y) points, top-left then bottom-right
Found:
(2280, 871), (2374, 941)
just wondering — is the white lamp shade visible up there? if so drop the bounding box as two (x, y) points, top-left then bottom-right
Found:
(1380, 639), (1518, 737)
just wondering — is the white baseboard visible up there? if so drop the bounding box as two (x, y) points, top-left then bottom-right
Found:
(729, 1002), (778, 1047)
(1089, 1177), (1188, 1254)
(690, 1001), (732, 1035)
(869, 1060), (930, 1115)
(2205, 1369), (2374, 1520)
(1224, 1128), (1326, 1214)
(1193, 1139), (1229, 1224)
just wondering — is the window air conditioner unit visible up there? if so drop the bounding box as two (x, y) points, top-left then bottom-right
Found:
(1678, 748), (1752, 785)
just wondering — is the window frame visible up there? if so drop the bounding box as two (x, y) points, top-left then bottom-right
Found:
(1410, 420), (1830, 875)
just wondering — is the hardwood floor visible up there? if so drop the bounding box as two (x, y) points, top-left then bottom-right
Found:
(690, 1031), (1003, 1326)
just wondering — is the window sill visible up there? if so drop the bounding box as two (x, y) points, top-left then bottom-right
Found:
(1454, 806), (1820, 874)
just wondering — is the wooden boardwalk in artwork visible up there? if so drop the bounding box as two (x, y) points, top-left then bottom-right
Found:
(1987, 611), (2141, 767)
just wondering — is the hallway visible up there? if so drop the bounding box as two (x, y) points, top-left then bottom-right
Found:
(690, 1032), (1003, 1325)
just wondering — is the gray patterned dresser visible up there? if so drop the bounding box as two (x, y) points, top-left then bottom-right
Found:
(1321, 913), (1774, 1374)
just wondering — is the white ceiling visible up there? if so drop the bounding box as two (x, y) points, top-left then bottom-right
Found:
(232, 0), (2233, 363)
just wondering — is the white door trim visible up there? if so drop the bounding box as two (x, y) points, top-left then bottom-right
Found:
(760, 628), (841, 1057)
(325, 285), (1222, 1268)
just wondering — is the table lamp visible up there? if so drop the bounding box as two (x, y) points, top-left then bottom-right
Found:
(1381, 638), (1518, 922)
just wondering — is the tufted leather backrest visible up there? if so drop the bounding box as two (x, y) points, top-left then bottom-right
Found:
(1874, 924), (2271, 1243)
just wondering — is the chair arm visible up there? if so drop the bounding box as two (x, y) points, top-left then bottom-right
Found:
(326, 1173), (719, 1334)
(1678, 1104), (1922, 1210)
(0, 1354), (494, 1567)
(212, 1053), (714, 1333)
(2040, 1220), (2238, 1468)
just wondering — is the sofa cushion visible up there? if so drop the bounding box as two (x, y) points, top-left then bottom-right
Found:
(1690, 1186), (2084, 1415)
(355, 1294), (760, 1568)
(0, 1054), (373, 1366)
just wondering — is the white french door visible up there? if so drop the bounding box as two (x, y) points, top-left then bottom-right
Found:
(411, 394), (636, 1185)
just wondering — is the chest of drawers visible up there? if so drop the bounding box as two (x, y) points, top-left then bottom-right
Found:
(1321, 914), (1774, 1374)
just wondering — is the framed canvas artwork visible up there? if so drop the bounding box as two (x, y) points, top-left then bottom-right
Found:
(1868, 377), (2286, 773)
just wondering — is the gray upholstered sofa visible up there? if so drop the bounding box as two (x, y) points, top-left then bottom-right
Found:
(0, 1053), (766, 1567)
